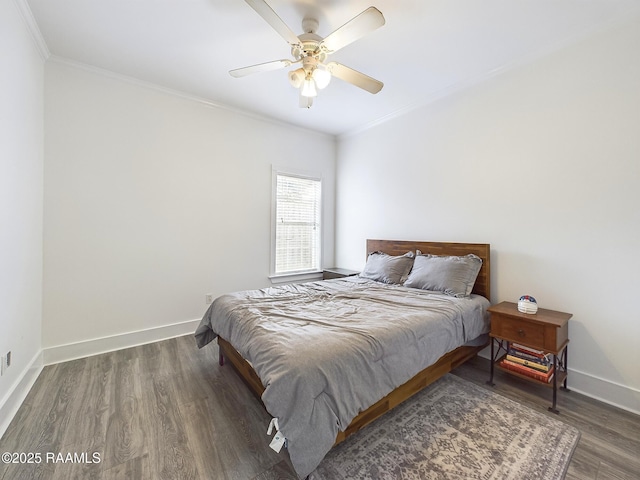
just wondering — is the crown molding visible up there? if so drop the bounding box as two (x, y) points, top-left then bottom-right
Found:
(48, 55), (334, 141)
(12, 0), (50, 61)
(338, 5), (640, 141)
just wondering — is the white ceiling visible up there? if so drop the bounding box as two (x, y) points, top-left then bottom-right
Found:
(25, 0), (640, 136)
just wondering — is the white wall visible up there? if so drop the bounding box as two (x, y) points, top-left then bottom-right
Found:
(0, 0), (45, 429)
(43, 61), (335, 355)
(335, 16), (640, 413)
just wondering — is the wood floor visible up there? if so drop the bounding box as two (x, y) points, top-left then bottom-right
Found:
(1, 335), (638, 479)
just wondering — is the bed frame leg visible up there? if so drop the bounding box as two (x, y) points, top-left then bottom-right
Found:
(219, 352), (224, 366)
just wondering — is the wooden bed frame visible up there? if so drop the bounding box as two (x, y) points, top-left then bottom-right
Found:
(217, 239), (491, 445)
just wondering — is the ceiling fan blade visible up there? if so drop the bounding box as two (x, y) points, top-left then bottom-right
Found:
(325, 62), (383, 94)
(244, 0), (301, 47)
(229, 59), (292, 78)
(320, 7), (385, 53)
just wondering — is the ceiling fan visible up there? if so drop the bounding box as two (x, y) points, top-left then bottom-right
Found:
(230, 0), (385, 108)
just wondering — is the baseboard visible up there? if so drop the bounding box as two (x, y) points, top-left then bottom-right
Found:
(42, 318), (201, 366)
(568, 368), (640, 416)
(0, 350), (44, 440)
(479, 350), (640, 415)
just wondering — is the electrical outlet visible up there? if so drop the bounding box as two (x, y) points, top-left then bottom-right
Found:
(205, 294), (213, 305)
(1, 352), (11, 376)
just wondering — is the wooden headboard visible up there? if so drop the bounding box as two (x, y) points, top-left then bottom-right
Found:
(366, 239), (491, 300)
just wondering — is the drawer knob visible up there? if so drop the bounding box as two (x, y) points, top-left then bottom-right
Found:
(517, 328), (526, 337)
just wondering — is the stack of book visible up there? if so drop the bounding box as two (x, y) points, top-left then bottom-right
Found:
(498, 343), (555, 383)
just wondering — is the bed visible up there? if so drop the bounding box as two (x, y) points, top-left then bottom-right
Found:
(195, 239), (491, 478)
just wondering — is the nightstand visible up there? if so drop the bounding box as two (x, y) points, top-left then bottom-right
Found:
(322, 268), (359, 280)
(487, 301), (572, 413)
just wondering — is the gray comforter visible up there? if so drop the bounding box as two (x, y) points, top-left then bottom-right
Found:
(195, 277), (489, 478)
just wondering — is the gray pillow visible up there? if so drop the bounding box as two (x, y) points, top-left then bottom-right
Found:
(359, 251), (415, 284)
(403, 254), (482, 298)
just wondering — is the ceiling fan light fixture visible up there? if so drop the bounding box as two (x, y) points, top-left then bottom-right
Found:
(301, 78), (317, 97)
(288, 68), (305, 88)
(312, 67), (331, 89)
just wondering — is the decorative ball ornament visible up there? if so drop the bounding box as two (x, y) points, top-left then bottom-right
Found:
(518, 295), (538, 314)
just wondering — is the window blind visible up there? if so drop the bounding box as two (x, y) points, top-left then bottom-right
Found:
(275, 174), (321, 274)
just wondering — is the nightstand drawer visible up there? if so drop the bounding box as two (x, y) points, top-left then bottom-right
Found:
(491, 316), (544, 348)
(491, 315), (545, 348)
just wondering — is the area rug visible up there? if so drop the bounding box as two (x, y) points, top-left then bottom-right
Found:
(310, 374), (580, 480)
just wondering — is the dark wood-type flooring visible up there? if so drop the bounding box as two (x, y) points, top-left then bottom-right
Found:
(1, 335), (638, 479)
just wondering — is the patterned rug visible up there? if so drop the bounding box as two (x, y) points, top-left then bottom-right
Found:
(310, 375), (580, 480)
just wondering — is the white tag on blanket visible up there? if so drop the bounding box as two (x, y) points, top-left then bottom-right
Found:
(269, 431), (286, 453)
(267, 417), (279, 435)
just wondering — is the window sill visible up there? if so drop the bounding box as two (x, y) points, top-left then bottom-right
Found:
(269, 271), (323, 284)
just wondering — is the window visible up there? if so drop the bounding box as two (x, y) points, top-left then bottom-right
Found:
(272, 172), (322, 276)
